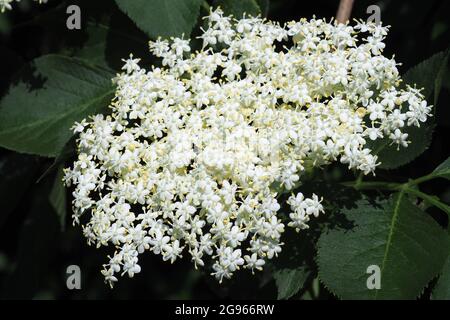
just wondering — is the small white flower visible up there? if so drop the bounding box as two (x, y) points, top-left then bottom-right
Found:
(244, 253), (265, 273)
(390, 129), (409, 148)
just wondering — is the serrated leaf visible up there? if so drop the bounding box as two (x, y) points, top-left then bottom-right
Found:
(370, 50), (449, 169)
(271, 181), (362, 300)
(432, 255), (450, 300)
(273, 268), (309, 300)
(404, 50), (449, 106)
(115, 0), (202, 39)
(432, 189), (450, 301)
(317, 193), (450, 299)
(0, 55), (115, 157)
(370, 119), (436, 170)
(214, 0), (261, 18)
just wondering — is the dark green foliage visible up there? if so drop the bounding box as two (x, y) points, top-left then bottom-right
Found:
(317, 194), (450, 299)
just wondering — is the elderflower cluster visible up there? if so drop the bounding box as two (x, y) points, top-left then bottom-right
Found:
(0, 0), (47, 12)
(64, 8), (431, 286)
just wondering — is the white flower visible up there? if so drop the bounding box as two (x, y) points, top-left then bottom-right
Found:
(149, 230), (170, 255)
(121, 54), (141, 74)
(390, 129), (409, 148)
(224, 226), (247, 248)
(287, 193), (324, 231)
(244, 253), (265, 273)
(367, 102), (386, 121)
(65, 8), (431, 287)
(101, 268), (118, 288)
(162, 240), (183, 263)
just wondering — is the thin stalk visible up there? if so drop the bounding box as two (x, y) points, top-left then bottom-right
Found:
(407, 173), (436, 186)
(341, 181), (402, 191)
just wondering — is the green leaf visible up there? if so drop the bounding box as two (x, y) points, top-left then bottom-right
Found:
(273, 268), (309, 300)
(432, 255), (450, 300)
(317, 192), (450, 299)
(403, 49), (449, 106)
(271, 182), (361, 300)
(271, 225), (319, 300)
(370, 50), (449, 169)
(0, 54), (115, 157)
(115, 0), (202, 39)
(49, 165), (67, 231)
(371, 121), (435, 170)
(431, 156), (450, 180)
(214, 0), (261, 18)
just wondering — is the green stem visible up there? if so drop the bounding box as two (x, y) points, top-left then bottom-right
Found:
(344, 178), (450, 216)
(344, 171), (436, 191)
(341, 181), (402, 191)
(343, 174), (450, 216)
(354, 172), (364, 189)
(407, 173), (435, 186)
(404, 187), (450, 215)
(405, 187), (432, 201)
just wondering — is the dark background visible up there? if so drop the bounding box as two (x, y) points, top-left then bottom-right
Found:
(0, 0), (448, 299)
